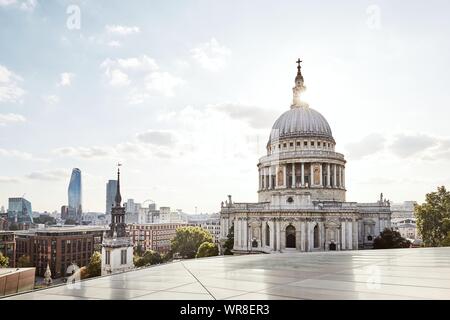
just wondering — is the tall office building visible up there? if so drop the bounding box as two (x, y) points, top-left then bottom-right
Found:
(68, 168), (82, 222)
(7, 197), (33, 224)
(105, 180), (117, 215)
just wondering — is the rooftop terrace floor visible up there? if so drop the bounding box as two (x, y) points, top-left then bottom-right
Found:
(4, 247), (450, 300)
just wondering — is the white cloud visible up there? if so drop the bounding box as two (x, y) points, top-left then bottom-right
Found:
(42, 94), (59, 105)
(108, 40), (121, 47)
(389, 133), (439, 158)
(191, 38), (231, 72)
(109, 69), (130, 87)
(0, 148), (33, 160)
(136, 130), (176, 146)
(209, 103), (277, 129)
(0, 0), (37, 10)
(100, 55), (183, 102)
(0, 113), (26, 126)
(0, 64), (25, 103)
(26, 169), (66, 181)
(105, 25), (140, 36)
(144, 71), (184, 97)
(0, 176), (20, 183)
(345, 133), (386, 160)
(58, 72), (75, 87)
(53, 146), (115, 159)
(19, 0), (36, 11)
(0, 0), (16, 6)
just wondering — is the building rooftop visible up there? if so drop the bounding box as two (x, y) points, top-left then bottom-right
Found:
(3, 247), (450, 300)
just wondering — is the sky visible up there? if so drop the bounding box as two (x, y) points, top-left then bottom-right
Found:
(1, 0), (450, 213)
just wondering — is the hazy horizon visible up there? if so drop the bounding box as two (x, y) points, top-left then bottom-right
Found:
(1, 1), (450, 213)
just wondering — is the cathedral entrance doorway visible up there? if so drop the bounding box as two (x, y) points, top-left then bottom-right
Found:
(329, 242), (336, 251)
(286, 225), (296, 248)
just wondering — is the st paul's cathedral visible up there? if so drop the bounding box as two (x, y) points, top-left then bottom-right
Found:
(219, 60), (392, 253)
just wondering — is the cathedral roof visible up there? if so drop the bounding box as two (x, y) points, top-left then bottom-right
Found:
(268, 59), (334, 143)
(269, 106), (333, 142)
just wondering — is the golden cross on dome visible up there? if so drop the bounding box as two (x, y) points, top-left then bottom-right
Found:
(296, 58), (302, 68)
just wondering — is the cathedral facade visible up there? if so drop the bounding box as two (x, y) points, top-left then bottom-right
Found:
(219, 60), (391, 253)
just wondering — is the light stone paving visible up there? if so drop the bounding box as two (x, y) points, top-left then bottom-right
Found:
(3, 247), (450, 300)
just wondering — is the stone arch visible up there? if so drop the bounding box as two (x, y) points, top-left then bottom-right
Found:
(286, 224), (296, 248)
(313, 224), (319, 248)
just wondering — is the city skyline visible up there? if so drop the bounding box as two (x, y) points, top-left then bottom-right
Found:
(1, 1), (450, 213)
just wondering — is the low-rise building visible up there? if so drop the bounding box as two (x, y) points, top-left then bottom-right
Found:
(128, 222), (187, 254)
(15, 225), (107, 278)
(0, 231), (16, 267)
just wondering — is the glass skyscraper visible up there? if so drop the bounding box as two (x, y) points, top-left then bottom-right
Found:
(106, 180), (117, 215)
(68, 168), (82, 222)
(7, 197), (33, 224)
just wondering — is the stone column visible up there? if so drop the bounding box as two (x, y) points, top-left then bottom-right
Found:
(304, 221), (309, 251)
(278, 219), (282, 252)
(347, 220), (353, 250)
(341, 220), (346, 250)
(292, 163), (296, 188)
(333, 164), (337, 188)
(327, 164), (331, 187)
(319, 164), (323, 187)
(352, 219), (358, 250)
(265, 167), (269, 189)
(301, 221), (306, 251)
(234, 218), (239, 248)
(342, 167), (345, 189)
(273, 220), (277, 251)
(339, 166), (343, 189)
(269, 166), (273, 189)
(295, 229), (301, 250)
(283, 164), (287, 188)
(301, 163), (305, 187)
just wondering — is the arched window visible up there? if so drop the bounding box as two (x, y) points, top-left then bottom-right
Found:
(286, 225), (296, 248)
(265, 223), (270, 246)
(313, 224), (319, 248)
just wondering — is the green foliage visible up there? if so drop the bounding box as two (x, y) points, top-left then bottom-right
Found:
(8, 223), (19, 231)
(86, 251), (102, 278)
(373, 228), (411, 249)
(134, 243), (144, 257)
(196, 242), (218, 258)
(223, 224), (234, 255)
(17, 255), (33, 267)
(134, 250), (162, 267)
(33, 215), (56, 225)
(64, 218), (77, 225)
(0, 252), (9, 268)
(171, 226), (213, 259)
(415, 186), (450, 247)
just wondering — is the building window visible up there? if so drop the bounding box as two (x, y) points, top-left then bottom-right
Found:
(296, 141), (300, 147)
(311, 141), (315, 147)
(289, 142), (293, 147)
(105, 250), (110, 265)
(318, 141), (321, 147)
(304, 141), (307, 146)
(121, 249), (127, 265)
(283, 143), (287, 148)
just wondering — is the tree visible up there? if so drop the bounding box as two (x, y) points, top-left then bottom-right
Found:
(0, 252), (9, 268)
(86, 251), (101, 278)
(223, 225), (234, 255)
(64, 218), (77, 225)
(34, 215), (56, 225)
(17, 255), (33, 267)
(196, 242), (218, 258)
(415, 186), (450, 247)
(171, 226), (213, 259)
(133, 250), (162, 267)
(134, 243), (144, 257)
(373, 228), (411, 249)
(8, 223), (19, 231)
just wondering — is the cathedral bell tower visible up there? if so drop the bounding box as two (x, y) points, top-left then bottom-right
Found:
(101, 165), (134, 275)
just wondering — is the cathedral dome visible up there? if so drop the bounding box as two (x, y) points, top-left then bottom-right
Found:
(269, 106), (333, 142)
